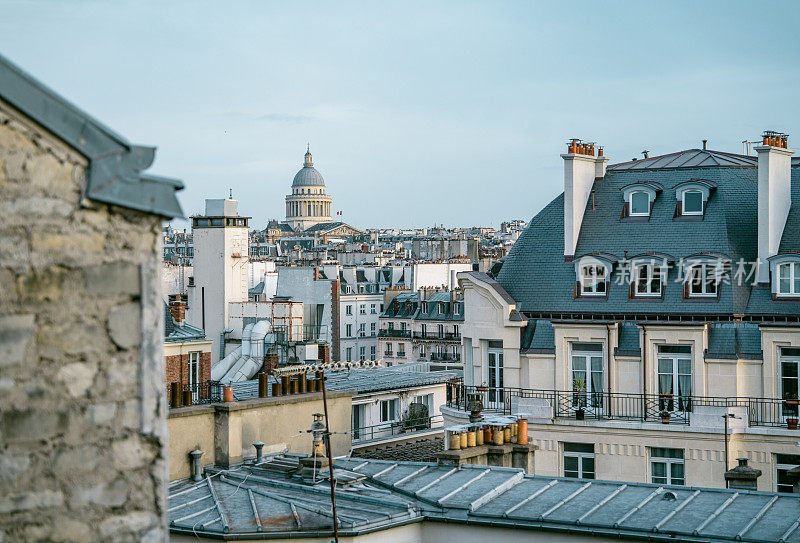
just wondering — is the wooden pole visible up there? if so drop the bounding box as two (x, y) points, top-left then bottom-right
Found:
(320, 373), (339, 543)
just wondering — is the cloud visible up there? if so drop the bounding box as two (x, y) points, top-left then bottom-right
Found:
(254, 113), (315, 123)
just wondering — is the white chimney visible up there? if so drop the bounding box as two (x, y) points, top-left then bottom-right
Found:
(563, 141), (609, 258)
(755, 131), (793, 283)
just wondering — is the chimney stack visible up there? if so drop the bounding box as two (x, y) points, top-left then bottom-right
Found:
(169, 299), (186, 324)
(724, 457), (761, 490)
(563, 139), (609, 259)
(755, 131), (793, 283)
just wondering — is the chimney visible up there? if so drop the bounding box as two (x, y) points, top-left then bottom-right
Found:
(169, 300), (186, 324)
(755, 131), (793, 283)
(724, 457), (761, 490)
(702, 139), (708, 150)
(189, 449), (204, 482)
(563, 139), (609, 259)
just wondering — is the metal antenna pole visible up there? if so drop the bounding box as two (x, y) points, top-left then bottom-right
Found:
(320, 372), (339, 543)
(723, 414), (730, 488)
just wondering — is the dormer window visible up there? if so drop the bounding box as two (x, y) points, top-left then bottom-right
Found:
(580, 264), (607, 295)
(682, 190), (703, 215)
(630, 191), (651, 216)
(686, 262), (719, 297)
(634, 262), (664, 297)
(777, 261), (800, 297)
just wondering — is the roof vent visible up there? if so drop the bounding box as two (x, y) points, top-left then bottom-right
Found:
(702, 139), (708, 150)
(662, 491), (677, 501)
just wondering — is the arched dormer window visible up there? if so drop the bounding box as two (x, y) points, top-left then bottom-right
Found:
(673, 179), (715, 219)
(770, 256), (800, 298)
(574, 254), (614, 298)
(680, 254), (728, 299)
(628, 254), (671, 298)
(620, 182), (662, 220)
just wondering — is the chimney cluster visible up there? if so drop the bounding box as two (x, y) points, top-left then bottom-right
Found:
(762, 130), (789, 149)
(567, 139), (602, 157)
(755, 130), (793, 283)
(563, 139), (609, 258)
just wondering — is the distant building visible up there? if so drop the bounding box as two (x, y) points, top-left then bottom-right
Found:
(285, 147), (333, 231)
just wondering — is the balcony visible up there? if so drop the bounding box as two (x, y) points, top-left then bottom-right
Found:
(446, 383), (800, 429)
(413, 332), (461, 341)
(429, 353), (461, 362)
(352, 415), (444, 444)
(378, 329), (411, 338)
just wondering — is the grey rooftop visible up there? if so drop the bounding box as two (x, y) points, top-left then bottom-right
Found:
(0, 54), (184, 218)
(169, 455), (800, 542)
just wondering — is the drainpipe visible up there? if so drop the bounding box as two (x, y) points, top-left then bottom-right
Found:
(219, 329), (233, 361)
(641, 325), (647, 421)
(606, 323), (612, 401)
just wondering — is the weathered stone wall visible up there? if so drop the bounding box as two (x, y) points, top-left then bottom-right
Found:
(0, 99), (167, 541)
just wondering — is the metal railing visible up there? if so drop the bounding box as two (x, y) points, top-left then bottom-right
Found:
(429, 353), (461, 362)
(378, 329), (411, 338)
(446, 383), (800, 428)
(413, 332), (461, 341)
(352, 415), (444, 443)
(270, 324), (328, 343)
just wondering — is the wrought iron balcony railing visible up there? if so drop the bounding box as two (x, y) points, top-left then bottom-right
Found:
(352, 415), (444, 443)
(445, 383), (800, 429)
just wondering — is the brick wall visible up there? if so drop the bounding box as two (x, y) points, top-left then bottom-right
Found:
(165, 351), (211, 385)
(0, 99), (168, 541)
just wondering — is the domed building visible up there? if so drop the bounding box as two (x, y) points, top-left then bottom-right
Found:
(285, 147), (332, 231)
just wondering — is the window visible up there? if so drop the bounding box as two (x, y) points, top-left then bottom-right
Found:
(780, 349), (800, 421)
(634, 263), (664, 297)
(580, 264), (607, 296)
(438, 324), (444, 338)
(388, 322), (394, 331)
(413, 393), (433, 417)
(370, 322), (376, 335)
(359, 346), (366, 360)
(421, 324), (427, 337)
(777, 262), (800, 296)
(651, 448), (685, 485)
(380, 303), (384, 312)
(370, 346), (376, 360)
(776, 454), (800, 493)
(352, 404), (366, 439)
(454, 303), (461, 315)
(453, 325), (459, 337)
(682, 190), (703, 215)
(346, 305), (353, 316)
(572, 343), (603, 409)
(385, 343), (393, 356)
(563, 443), (595, 479)
(359, 304), (366, 315)
(380, 399), (399, 422)
(398, 343), (405, 357)
(657, 345), (692, 412)
(420, 344), (426, 358)
(359, 323), (365, 336)
(687, 262), (719, 297)
(400, 322), (407, 331)
(488, 341), (504, 405)
(346, 347), (352, 362)
(630, 191), (650, 216)
(346, 324), (352, 337)
(370, 303), (377, 314)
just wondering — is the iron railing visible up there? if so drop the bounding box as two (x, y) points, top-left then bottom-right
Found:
(352, 415), (444, 443)
(429, 353), (461, 362)
(446, 383), (800, 428)
(378, 329), (411, 338)
(413, 332), (461, 341)
(167, 381), (224, 408)
(270, 324), (328, 343)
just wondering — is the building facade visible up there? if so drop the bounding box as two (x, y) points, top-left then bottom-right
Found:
(449, 137), (800, 493)
(285, 147), (333, 231)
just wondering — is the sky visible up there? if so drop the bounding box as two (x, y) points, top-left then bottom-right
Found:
(1, 1), (799, 230)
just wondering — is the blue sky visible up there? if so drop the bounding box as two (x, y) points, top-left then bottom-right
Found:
(2, 1), (798, 229)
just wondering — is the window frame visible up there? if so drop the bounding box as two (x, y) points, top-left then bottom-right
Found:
(681, 189), (704, 215)
(580, 263), (608, 296)
(629, 190), (651, 217)
(633, 262), (665, 297)
(686, 261), (720, 298)
(563, 442), (595, 479)
(380, 398), (399, 422)
(650, 447), (685, 486)
(776, 261), (800, 297)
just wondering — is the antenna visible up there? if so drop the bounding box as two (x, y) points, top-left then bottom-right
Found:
(229, 188), (232, 199)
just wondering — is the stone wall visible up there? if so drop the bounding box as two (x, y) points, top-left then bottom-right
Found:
(0, 99), (167, 541)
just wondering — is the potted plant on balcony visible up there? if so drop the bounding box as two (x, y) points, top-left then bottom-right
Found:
(785, 393), (799, 429)
(660, 409), (671, 424)
(476, 381), (488, 393)
(573, 377), (586, 420)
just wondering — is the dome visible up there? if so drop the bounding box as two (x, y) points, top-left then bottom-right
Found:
(292, 166), (325, 187)
(291, 147), (326, 187)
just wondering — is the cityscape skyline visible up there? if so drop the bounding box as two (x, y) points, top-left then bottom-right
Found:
(2, 1), (799, 229)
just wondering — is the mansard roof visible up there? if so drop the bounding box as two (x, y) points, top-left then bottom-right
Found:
(495, 153), (800, 319)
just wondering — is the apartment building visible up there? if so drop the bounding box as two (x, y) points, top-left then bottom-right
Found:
(448, 136), (800, 493)
(379, 288), (464, 366)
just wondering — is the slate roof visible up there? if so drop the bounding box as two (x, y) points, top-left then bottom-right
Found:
(169, 456), (800, 542)
(706, 322), (762, 360)
(164, 304), (205, 343)
(0, 54), (184, 218)
(229, 369), (461, 398)
(610, 149), (758, 169)
(381, 292), (464, 322)
(496, 154), (800, 319)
